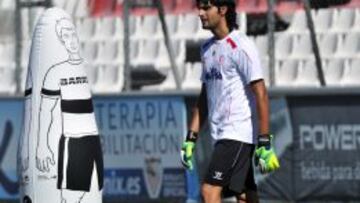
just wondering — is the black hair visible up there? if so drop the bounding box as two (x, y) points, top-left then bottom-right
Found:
(196, 0), (239, 31)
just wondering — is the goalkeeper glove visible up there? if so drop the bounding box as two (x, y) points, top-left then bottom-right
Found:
(255, 134), (280, 174)
(181, 131), (198, 170)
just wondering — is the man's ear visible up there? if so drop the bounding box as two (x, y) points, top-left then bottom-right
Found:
(219, 5), (228, 16)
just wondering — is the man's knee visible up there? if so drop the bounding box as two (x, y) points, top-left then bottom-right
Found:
(201, 183), (222, 202)
(236, 190), (259, 203)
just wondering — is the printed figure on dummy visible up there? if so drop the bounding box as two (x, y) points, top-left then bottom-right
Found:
(18, 7), (103, 203)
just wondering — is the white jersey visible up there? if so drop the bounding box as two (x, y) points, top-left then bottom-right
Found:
(200, 31), (263, 144)
(41, 59), (99, 138)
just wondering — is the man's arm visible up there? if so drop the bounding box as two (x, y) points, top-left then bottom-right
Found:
(251, 79), (280, 173)
(250, 79), (269, 135)
(189, 83), (208, 133)
(36, 96), (58, 172)
(181, 83), (207, 170)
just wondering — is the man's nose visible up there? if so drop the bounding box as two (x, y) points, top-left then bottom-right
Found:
(198, 9), (205, 17)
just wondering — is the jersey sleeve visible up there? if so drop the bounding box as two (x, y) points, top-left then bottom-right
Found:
(236, 49), (264, 85)
(41, 67), (60, 98)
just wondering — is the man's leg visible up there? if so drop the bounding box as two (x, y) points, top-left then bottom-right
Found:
(236, 190), (259, 203)
(228, 143), (258, 203)
(201, 183), (222, 203)
(203, 140), (248, 203)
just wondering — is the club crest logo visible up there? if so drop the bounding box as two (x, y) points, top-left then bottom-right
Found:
(143, 157), (163, 199)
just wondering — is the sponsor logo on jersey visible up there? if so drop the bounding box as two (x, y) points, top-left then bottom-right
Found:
(205, 67), (222, 81)
(60, 76), (88, 86)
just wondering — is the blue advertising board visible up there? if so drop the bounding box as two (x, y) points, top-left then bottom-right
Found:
(93, 96), (187, 200)
(0, 99), (23, 199)
(0, 96), (187, 201)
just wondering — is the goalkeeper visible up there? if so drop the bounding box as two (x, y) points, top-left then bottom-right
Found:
(181, 0), (280, 202)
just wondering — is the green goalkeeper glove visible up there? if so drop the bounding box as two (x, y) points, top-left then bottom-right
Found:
(181, 131), (198, 170)
(255, 134), (280, 174)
